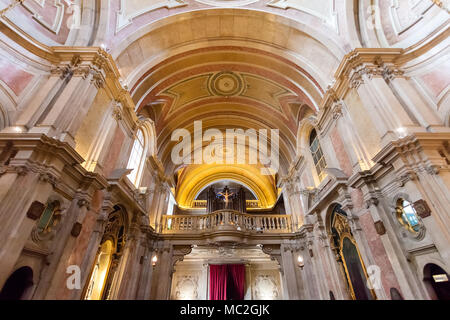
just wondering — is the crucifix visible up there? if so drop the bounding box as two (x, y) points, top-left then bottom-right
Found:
(217, 186), (234, 209)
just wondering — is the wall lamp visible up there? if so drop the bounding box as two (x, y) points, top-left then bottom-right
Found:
(297, 255), (305, 269)
(152, 255), (158, 267)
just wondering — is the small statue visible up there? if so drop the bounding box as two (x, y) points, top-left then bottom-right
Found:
(217, 186), (235, 209)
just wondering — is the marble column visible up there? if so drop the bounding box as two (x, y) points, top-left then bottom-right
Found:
(0, 169), (56, 288)
(39, 195), (91, 299)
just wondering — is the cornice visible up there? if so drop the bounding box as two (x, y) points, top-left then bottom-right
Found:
(307, 172), (350, 214)
(107, 176), (147, 216)
(349, 132), (450, 190)
(0, 19), (139, 130)
(0, 133), (109, 194)
(0, 133), (84, 164)
(147, 155), (173, 188)
(315, 36), (447, 132)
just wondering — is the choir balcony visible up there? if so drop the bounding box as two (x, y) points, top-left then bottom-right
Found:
(192, 200), (261, 209)
(160, 209), (292, 235)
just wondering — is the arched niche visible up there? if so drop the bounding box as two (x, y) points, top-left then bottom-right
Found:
(423, 263), (450, 300)
(0, 266), (34, 300)
(326, 203), (376, 300)
(82, 205), (128, 300)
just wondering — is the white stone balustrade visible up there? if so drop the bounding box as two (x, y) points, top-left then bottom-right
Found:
(161, 210), (292, 234)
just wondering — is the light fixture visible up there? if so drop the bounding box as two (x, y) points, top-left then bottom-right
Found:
(152, 255), (158, 267)
(139, 187), (147, 195)
(297, 255), (305, 269)
(433, 274), (449, 283)
(396, 127), (408, 138)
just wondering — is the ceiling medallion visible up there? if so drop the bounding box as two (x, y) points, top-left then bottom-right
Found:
(208, 71), (245, 97)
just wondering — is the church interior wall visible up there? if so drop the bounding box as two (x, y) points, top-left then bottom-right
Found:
(0, 0), (448, 301)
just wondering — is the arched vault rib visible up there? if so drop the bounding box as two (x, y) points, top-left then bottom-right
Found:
(176, 164), (278, 209)
(112, 8), (341, 205)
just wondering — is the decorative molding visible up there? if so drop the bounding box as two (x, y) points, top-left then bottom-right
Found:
(0, 1), (25, 17)
(253, 274), (280, 300)
(71, 222), (82, 237)
(390, 0), (434, 36)
(413, 199), (432, 219)
(116, 0), (187, 33)
(267, 0), (338, 30)
(39, 172), (59, 187)
(374, 220), (386, 236)
(77, 198), (90, 209)
(431, 0), (450, 13)
(26, 200), (45, 220)
(195, 0), (259, 6)
(365, 195), (379, 209)
(21, 0), (67, 34)
(396, 171), (417, 187)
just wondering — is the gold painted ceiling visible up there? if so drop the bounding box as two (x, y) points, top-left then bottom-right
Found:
(129, 41), (323, 209)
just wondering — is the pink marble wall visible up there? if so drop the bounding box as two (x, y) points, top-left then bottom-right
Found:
(358, 212), (402, 299)
(421, 64), (450, 99)
(330, 126), (353, 177)
(57, 190), (104, 299)
(54, 125), (126, 298)
(0, 56), (33, 96)
(350, 189), (365, 211)
(329, 126), (366, 210)
(103, 125), (126, 178)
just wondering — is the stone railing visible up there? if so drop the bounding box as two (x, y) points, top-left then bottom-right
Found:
(191, 200), (261, 209)
(192, 200), (207, 208)
(161, 210), (292, 234)
(246, 200), (260, 208)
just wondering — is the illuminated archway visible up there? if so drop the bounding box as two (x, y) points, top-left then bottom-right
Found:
(84, 240), (114, 300)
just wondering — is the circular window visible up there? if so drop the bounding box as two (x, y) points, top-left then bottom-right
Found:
(396, 199), (421, 234)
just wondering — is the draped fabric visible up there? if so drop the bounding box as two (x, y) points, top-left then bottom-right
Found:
(209, 265), (228, 300)
(227, 264), (245, 300)
(209, 264), (245, 300)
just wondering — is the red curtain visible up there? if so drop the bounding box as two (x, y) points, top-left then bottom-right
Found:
(227, 264), (245, 300)
(209, 265), (228, 300)
(209, 264), (245, 300)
